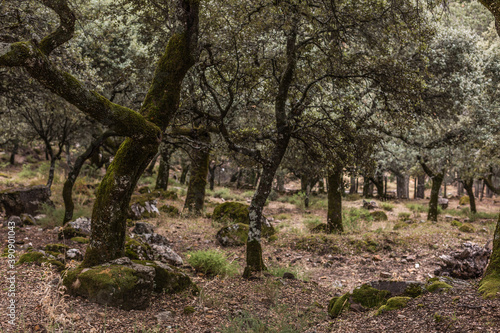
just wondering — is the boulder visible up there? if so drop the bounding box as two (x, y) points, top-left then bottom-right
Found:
(370, 211), (388, 221)
(130, 196), (159, 220)
(150, 244), (183, 266)
(459, 195), (470, 206)
(133, 222), (155, 235)
(63, 257), (196, 310)
(17, 251), (65, 271)
(216, 223), (248, 246)
(66, 248), (84, 261)
(212, 202), (251, 224)
(126, 235), (183, 266)
(434, 242), (491, 279)
(0, 185), (54, 216)
(20, 213), (36, 226)
(3, 216), (22, 227)
(58, 217), (91, 239)
(438, 197), (449, 209)
(362, 200), (378, 210)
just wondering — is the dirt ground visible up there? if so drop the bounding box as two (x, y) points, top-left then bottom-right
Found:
(1, 165), (500, 332)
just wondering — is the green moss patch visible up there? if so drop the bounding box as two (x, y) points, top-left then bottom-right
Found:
(45, 243), (69, 253)
(328, 293), (350, 318)
(426, 281), (453, 293)
(451, 220), (462, 227)
(58, 225), (87, 240)
(125, 237), (153, 260)
(370, 211), (388, 221)
(459, 195), (470, 206)
(183, 306), (195, 315)
(71, 237), (89, 244)
(17, 251), (65, 271)
(159, 204), (180, 216)
(212, 202), (250, 225)
(459, 223), (475, 233)
(216, 223), (248, 246)
(479, 272), (500, 299)
(351, 284), (390, 308)
(376, 296), (411, 315)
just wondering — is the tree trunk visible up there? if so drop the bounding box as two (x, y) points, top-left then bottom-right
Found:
(183, 132), (210, 215)
(396, 174), (407, 199)
(371, 173), (384, 199)
(349, 176), (356, 194)
(9, 140), (19, 165)
(63, 132), (114, 223)
(363, 176), (373, 198)
(180, 162), (190, 185)
(327, 166), (343, 233)
(480, 180), (485, 202)
(463, 178), (477, 214)
(208, 161), (217, 191)
(416, 174), (425, 199)
(155, 143), (172, 191)
(457, 180), (464, 197)
(427, 172), (444, 221)
(275, 168), (285, 192)
(479, 212), (500, 297)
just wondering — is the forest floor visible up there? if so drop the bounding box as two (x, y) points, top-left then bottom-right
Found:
(1, 161), (500, 332)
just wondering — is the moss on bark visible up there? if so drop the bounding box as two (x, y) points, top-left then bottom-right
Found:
(243, 239), (266, 278)
(479, 213), (500, 298)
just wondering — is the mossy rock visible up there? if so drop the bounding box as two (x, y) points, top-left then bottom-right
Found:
(152, 189), (178, 200)
(132, 260), (197, 294)
(426, 281), (453, 293)
(212, 202), (250, 225)
(459, 223), (475, 233)
(351, 284), (390, 308)
(129, 194), (159, 220)
(393, 222), (408, 231)
(451, 220), (462, 227)
(17, 251), (65, 271)
(20, 213), (36, 226)
(328, 293), (350, 318)
(125, 237), (153, 260)
(71, 237), (89, 244)
(216, 223), (248, 246)
(58, 225), (88, 240)
(63, 260), (155, 310)
(459, 195), (470, 206)
(138, 186), (151, 194)
(45, 243), (69, 253)
(159, 204), (180, 216)
(376, 296), (411, 315)
(370, 211), (388, 222)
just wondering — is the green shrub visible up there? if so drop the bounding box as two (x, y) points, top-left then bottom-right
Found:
(370, 211), (388, 221)
(381, 203), (394, 211)
(18, 164), (37, 179)
(459, 195), (470, 206)
(187, 250), (238, 277)
(242, 191), (255, 198)
(303, 217), (323, 231)
(398, 212), (411, 221)
(405, 203), (427, 213)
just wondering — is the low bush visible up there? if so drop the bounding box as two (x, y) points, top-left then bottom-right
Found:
(187, 249), (238, 277)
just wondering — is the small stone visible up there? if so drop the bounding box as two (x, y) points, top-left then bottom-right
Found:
(372, 255), (382, 262)
(380, 272), (392, 279)
(66, 248), (83, 261)
(155, 311), (172, 323)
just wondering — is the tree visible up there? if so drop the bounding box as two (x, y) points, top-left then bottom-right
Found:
(0, 0), (200, 267)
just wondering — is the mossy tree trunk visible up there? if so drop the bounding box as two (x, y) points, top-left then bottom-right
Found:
(1, 0), (200, 267)
(63, 131), (115, 223)
(370, 172), (384, 199)
(155, 143), (173, 191)
(208, 159), (220, 191)
(9, 139), (18, 165)
(463, 178), (477, 214)
(327, 166), (343, 233)
(183, 130), (210, 215)
(180, 161), (190, 185)
(145, 152), (159, 175)
(362, 176), (373, 198)
(419, 159), (444, 222)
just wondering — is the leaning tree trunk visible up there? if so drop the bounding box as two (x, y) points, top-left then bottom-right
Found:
(180, 161), (190, 185)
(63, 132), (114, 223)
(145, 152), (160, 175)
(463, 178), (477, 214)
(327, 166), (343, 233)
(184, 132), (210, 215)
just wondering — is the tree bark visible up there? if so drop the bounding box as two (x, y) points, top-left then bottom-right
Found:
(419, 159), (444, 222)
(145, 152), (159, 175)
(180, 162), (190, 185)
(327, 166), (343, 233)
(362, 176), (373, 198)
(349, 176), (356, 194)
(155, 143), (173, 191)
(184, 131), (210, 215)
(416, 174), (425, 199)
(9, 140), (18, 165)
(463, 178), (477, 214)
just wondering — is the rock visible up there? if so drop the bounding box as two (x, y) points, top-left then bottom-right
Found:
(130, 196), (159, 220)
(434, 242), (491, 279)
(367, 280), (425, 298)
(17, 251), (65, 271)
(362, 200), (378, 210)
(0, 185), (54, 216)
(376, 297), (411, 316)
(45, 243), (69, 253)
(133, 222), (155, 235)
(283, 272), (296, 279)
(438, 197), (449, 209)
(20, 213), (36, 226)
(445, 215), (453, 221)
(159, 204), (180, 216)
(4, 216), (22, 227)
(66, 248), (83, 261)
(150, 244), (183, 266)
(380, 272), (392, 279)
(141, 233), (169, 246)
(63, 257), (156, 310)
(132, 260), (195, 293)
(370, 211), (388, 221)
(59, 217), (91, 239)
(426, 279), (453, 292)
(459, 195), (470, 206)
(125, 237), (154, 260)
(212, 202), (251, 224)
(155, 311), (172, 323)
(216, 223), (248, 246)
(459, 223), (475, 233)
